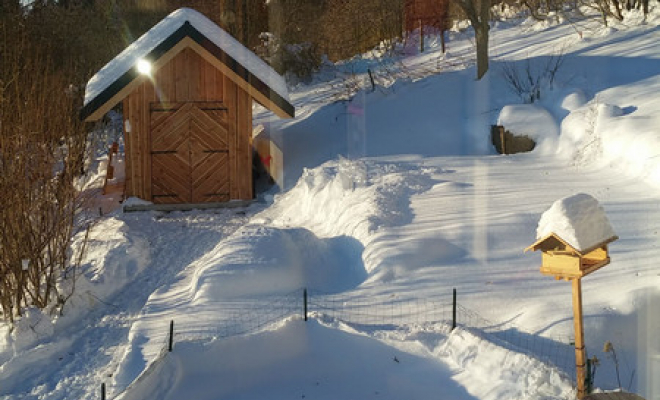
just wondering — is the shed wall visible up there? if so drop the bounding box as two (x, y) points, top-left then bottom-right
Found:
(123, 47), (253, 203)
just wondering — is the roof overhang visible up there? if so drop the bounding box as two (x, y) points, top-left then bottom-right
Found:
(525, 233), (619, 256)
(80, 21), (294, 122)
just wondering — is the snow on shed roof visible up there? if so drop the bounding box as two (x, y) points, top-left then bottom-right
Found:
(535, 193), (617, 252)
(81, 8), (293, 121)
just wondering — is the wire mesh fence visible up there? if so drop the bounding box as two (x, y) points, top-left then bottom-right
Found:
(308, 290), (454, 327)
(178, 289), (304, 341)
(102, 287), (577, 399)
(309, 289), (576, 377)
(455, 303), (576, 376)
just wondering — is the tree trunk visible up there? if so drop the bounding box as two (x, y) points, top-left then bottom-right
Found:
(475, 23), (489, 80)
(455, 0), (490, 80)
(641, 0), (649, 16)
(611, 0), (624, 20)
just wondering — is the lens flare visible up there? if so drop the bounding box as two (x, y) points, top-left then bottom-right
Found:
(136, 59), (152, 75)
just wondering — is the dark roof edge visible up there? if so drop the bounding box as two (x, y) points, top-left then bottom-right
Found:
(80, 21), (294, 121)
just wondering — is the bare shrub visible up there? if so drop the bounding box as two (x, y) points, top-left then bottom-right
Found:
(581, 0), (625, 25)
(500, 49), (566, 103)
(256, 33), (323, 83)
(0, 7), (89, 322)
(320, 0), (405, 61)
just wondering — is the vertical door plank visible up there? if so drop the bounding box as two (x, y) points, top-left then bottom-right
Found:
(223, 76), (238, 199)
(236, 88), (253, 199)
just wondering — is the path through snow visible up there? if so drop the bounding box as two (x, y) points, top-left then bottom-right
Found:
(0, 208), (251, 400)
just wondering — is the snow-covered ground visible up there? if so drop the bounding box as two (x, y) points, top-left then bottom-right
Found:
(2, 6), (660, 400)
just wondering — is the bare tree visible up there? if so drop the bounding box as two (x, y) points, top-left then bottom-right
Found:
(453, 0), (490, 79)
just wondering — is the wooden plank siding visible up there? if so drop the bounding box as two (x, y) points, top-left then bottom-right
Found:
(122, 100), (132, 197)
(122, 45), (254, 203)
(237, 86), (253, 199)
(142, 82), (154, 200)
(223, 74), (238, 199)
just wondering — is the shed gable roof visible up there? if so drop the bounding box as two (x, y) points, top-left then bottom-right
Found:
(81, 8), (294, 121)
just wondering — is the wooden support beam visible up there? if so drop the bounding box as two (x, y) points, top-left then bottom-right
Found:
(572, 278), (587, 399)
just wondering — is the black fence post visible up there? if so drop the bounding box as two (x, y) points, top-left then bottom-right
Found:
(452, 288), (457, 330)
(303, 288), (308, 321)
(101, 383), (106, 400)
(586, 358), (591, 393)
(168, 320), (174, 352)
(367, 69), (376, 92)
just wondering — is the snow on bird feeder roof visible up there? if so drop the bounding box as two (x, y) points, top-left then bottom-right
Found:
(533, 193), (617, 253)
(526, 193), (618, 280)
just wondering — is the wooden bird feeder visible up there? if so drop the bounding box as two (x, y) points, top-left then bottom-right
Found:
(526, 233), (618, 280)
(525, 193), (618, 400)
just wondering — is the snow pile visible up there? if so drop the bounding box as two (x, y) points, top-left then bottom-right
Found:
(62, 218), (151, 315)
(439, 328), (573, 400)
(84, 8), (289, 106)
(559, 89), (588, 112)
(7, 308), (55, 354)
(117, 318), (461, 400)
(557, 102), (623, 165)
(259, 158), (437, 243)
(187, 224), (367, 299)
(110, 222), (365, 389)
(497, 104), (560, 151)
(536, 193), (617, 251)
(117, 319), (574, 400)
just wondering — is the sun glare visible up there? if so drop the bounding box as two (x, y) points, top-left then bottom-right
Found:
(136, 59), (152, 75)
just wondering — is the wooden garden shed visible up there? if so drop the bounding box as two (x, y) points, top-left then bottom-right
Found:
(80, 8), (294, 204)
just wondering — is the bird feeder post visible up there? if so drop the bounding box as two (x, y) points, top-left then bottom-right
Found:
(572, 277), (586, 399)
(525, 194), (618, 400)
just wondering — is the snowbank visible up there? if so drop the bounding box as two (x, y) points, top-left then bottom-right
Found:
(111, 221), (366, 390)
(188, 224), (367, 299)
(117, 319), (573, 400)
(63, 218), (151, 316)
(557, 102), (623, 164)
(497, 104), (560, 152)
(117, 318), (461, 400)
(258, 158), (437, 244)
(439, 328), (574, 400)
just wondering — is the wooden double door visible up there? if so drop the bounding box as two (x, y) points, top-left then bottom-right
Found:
(150, 102), (231, 204)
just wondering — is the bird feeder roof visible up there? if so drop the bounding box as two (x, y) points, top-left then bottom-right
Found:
(526, 193), (618, 254)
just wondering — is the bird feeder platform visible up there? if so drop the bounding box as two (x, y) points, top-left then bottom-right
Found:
(526, 233), (618, 280)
